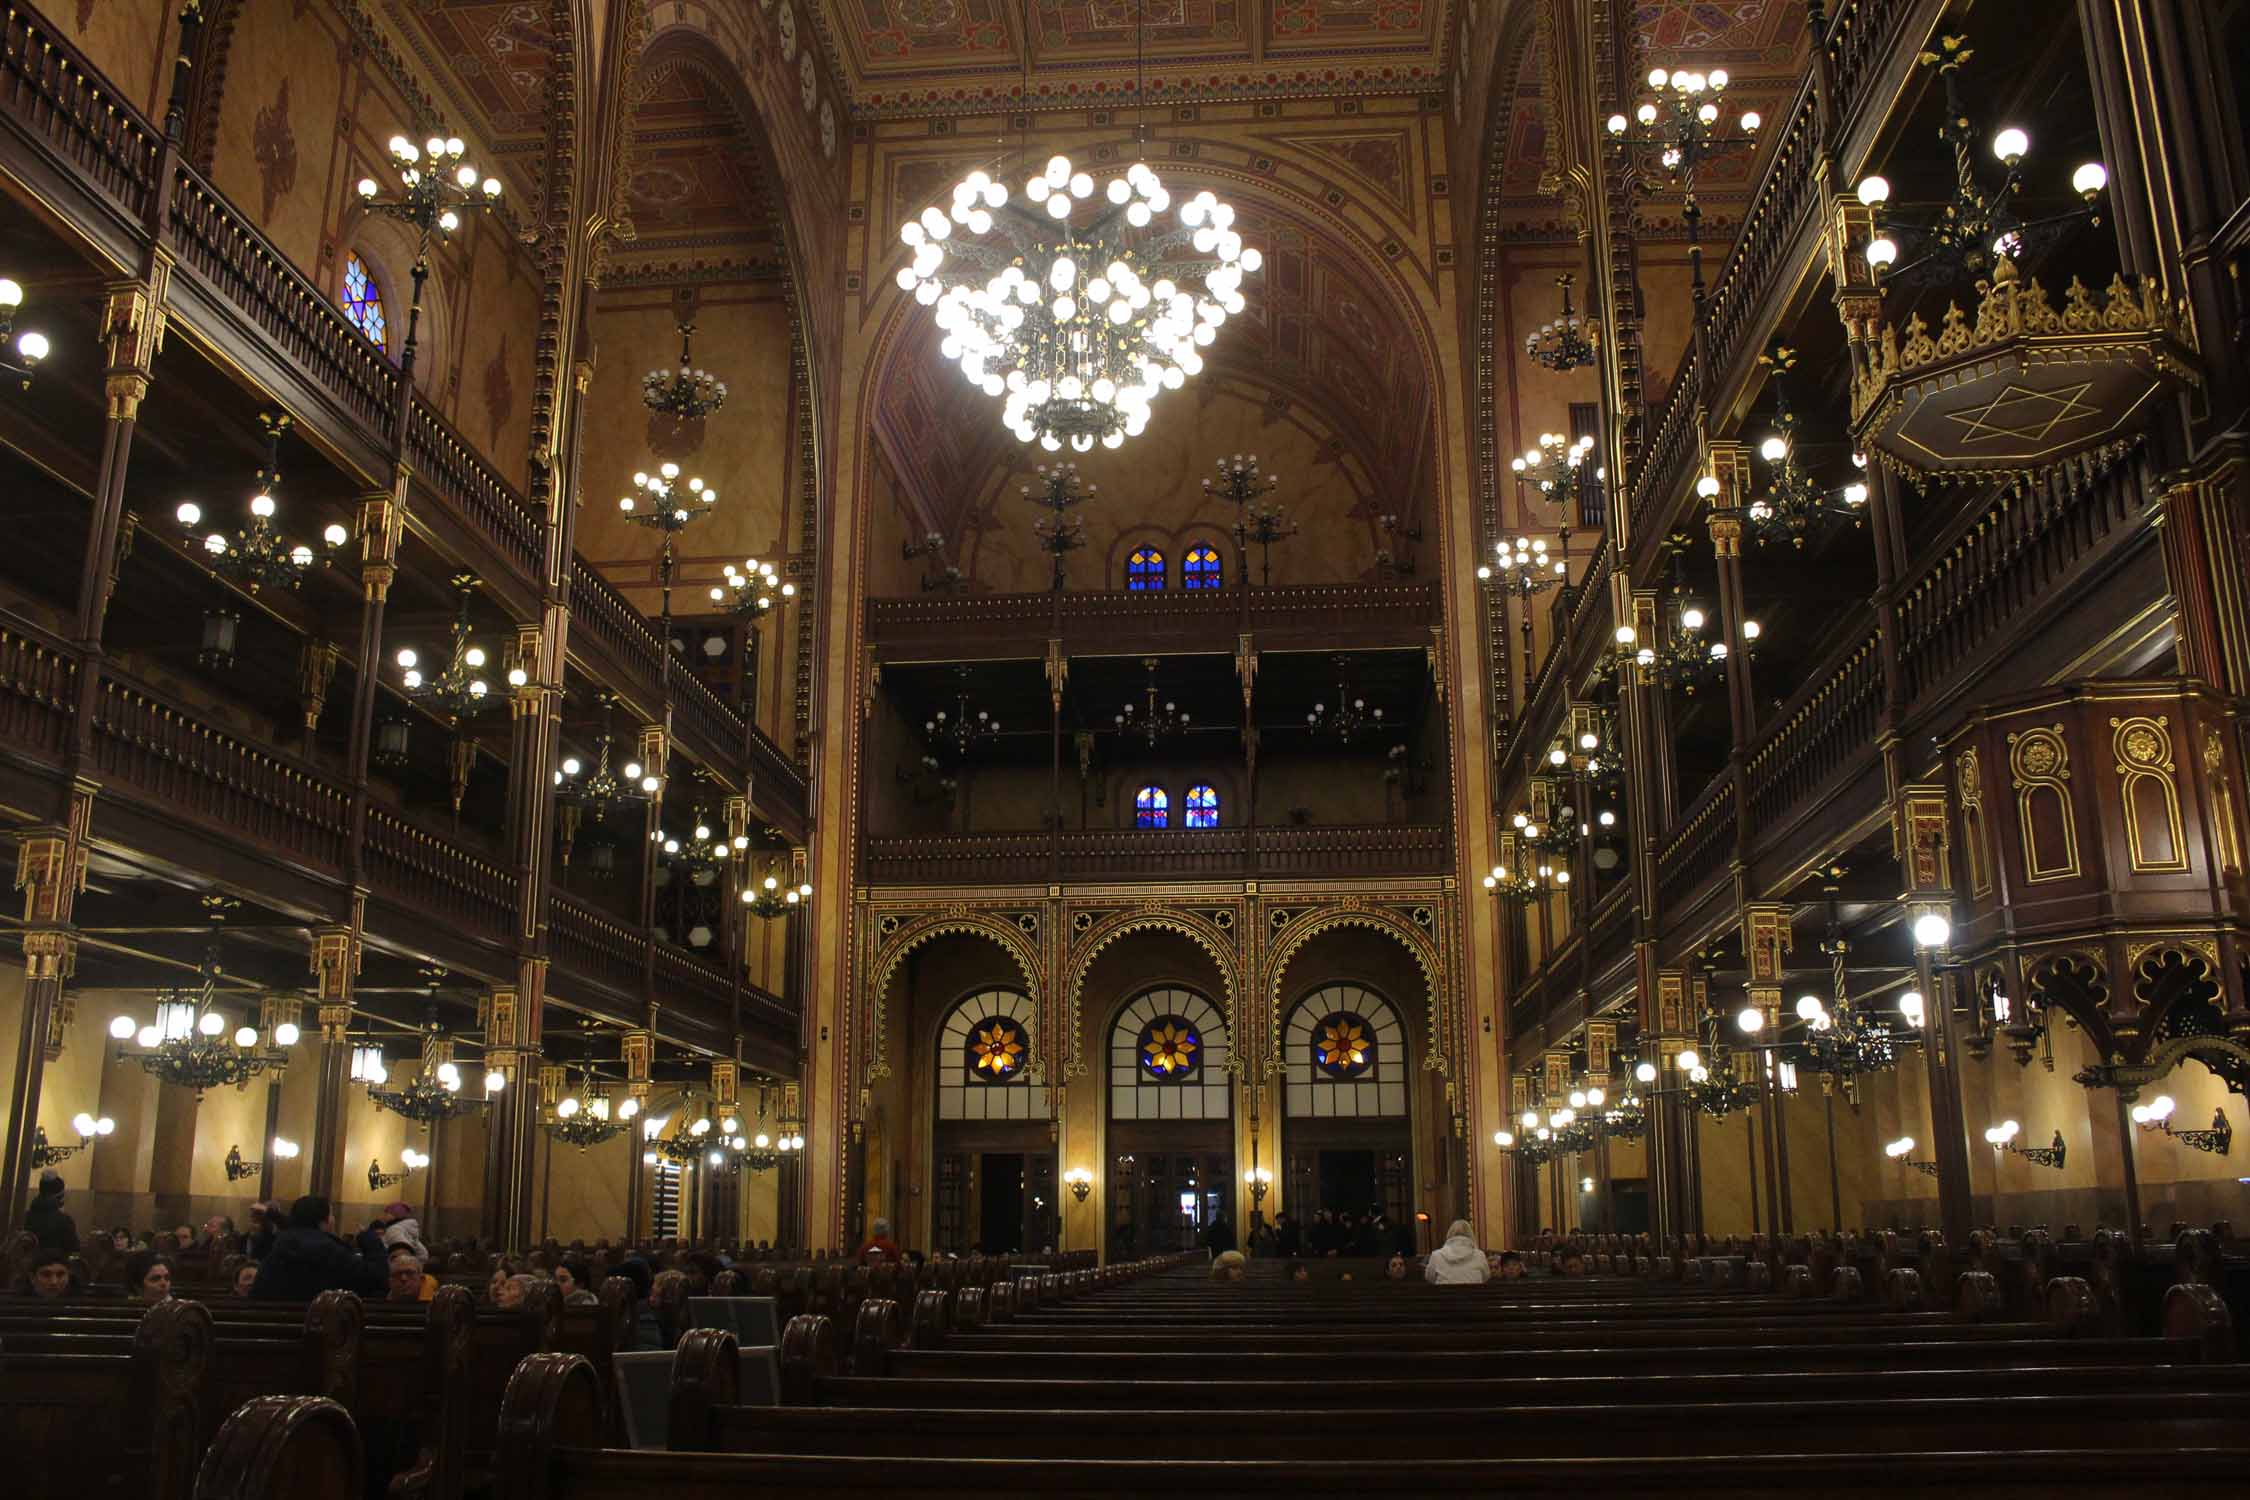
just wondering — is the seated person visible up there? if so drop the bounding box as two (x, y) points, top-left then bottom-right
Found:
(387, 1246), (438, 1301)
(1384, 1253), (1408, 1280)
(1494, 1250), (1527, 1280)
(15, 1248), (75, 1298)
(1209, 1250), (1247, 1283)
(1288, 1260), (1311, 1283)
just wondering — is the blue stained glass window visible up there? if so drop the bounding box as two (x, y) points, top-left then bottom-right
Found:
(1135, 785), (1169, 828)
(1185, 784), (1219, 828)
(1183, 544), (1223, 589)
(340, 254), (388, 353)
(1126, 547), (1166, 589)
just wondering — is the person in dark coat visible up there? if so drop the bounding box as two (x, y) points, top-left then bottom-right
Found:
(1201, 1213), (1237, 1255)
(249, 1195), (387, 1300)
(26, 1171), (78, 1252)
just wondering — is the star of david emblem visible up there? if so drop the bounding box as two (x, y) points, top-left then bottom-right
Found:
(1941, 381), (2100, 444)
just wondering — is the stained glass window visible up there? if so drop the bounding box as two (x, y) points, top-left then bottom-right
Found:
(1185, 784), (1219, 827)
(1136, 1016), (1202, 1079)
(937, 990), (1047, 1121)
(1311, 1011), (1377, 1079)
(339, 254), (388, 353)
(965, 1017), (1026, 1081)
(1135, 785), (1169, 828)
(1126, 546), (1166, 589)
(1183, 544), (1223, 589)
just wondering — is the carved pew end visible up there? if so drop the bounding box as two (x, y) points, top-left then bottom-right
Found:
(195, 1394), (363, 1500)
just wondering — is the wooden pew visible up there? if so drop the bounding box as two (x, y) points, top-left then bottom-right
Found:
(488, 1349), (2250, 1498)
(0, 1296), (208, 1500)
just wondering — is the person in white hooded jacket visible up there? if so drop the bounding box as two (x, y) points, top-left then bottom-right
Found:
(1423, 1218), (1492, 1283)
(378, 1201), (427, 1261)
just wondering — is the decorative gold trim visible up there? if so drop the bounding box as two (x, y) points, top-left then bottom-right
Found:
(1265, 907), (1446, 1077)
(1064, 908), (1242, 1081)
(2110, 715), (2189, 873)
(2007, 726), (2080, 883)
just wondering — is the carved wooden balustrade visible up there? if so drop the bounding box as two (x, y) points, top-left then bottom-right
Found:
(861, 822), (1449, 887)
(1894, 451), (2158, 712)
(865, 579), (1440, 660)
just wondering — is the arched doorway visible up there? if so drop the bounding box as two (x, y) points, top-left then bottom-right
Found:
(1282, 983), (1413, 1248)
(1105, 985), (1233, 1257)
(930, 988), (1054, 1255)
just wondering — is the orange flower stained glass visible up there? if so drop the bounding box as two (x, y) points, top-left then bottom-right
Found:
(1140, 1020), (1199, 1076)
(1315, 1014), (1374, 1077)
(971, 1020), (1023, 1077)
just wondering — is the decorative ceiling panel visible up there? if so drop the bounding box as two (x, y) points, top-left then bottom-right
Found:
(810, 0), (1457, 117)
(393, 0), (559, 139)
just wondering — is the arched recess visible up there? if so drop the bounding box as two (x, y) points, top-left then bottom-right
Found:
(868, 914), (1043, 1084)
(1063, 910), (1240, 1078)
(928, 986), (1056, 1256)
(1265, 907), (1447, 1078)
(856, 148), (1447, 594)
(1277, 979), (1418, 1237)
(335, 211), (453, 392)
(1104, 984), (1235, 1256)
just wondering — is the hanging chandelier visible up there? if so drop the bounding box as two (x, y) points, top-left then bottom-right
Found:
(644, 322), (728, 420)
(545, 1067), (640, 1149)
(0, 275), (53, 390)
(556, 692), (663, 826)
(1305, 654), (1383, 744)
(657, 799), (739, 873)
(926, 664), (1003, 760)
(707, 556), (799, 624)
(1115, 656), (1190, 748)
(176, 413), (349, 593)
(741, 859), (814, 920)
(397, 576), (518, 719)
(642, 1095), (741, 1168)
(107, 919), (293, 1098)
(1524, 275), (1599, 372)
(359, 1002), (501, 1124)
(1510, 431), (1601, 518)
(1743, 346), (1866, 548)
(899, 152), (1258, 452)
(1854, 35), (2106, 288)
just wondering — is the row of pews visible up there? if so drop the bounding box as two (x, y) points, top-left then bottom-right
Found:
(0, 1247), (1128, 1500)
(153, 1237), (2250, 1497)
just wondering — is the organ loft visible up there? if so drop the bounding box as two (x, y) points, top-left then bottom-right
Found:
(1, 0), (2248, 1493)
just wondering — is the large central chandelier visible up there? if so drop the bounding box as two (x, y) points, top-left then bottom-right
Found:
(897, 157), (1259, 452)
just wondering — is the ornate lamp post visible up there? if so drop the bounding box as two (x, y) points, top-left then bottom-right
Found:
(355, 133), (503, 371)
(1742, 346), (1867, 548)
(1021, 462), (1092, 592)
(1606, 66), (1763, 299)
(618, 462), (717, 625)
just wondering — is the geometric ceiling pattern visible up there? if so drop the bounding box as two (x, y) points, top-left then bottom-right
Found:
(809, 0), (1458, 116)
(620, 55), (787, 272)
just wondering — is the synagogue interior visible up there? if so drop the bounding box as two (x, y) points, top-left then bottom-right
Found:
(3, 0), (2250, 1492)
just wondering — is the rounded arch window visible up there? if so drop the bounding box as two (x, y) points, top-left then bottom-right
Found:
(339, 252), (389, 352)
(1184, 784), (1219, 828)
(1135, 785), (1170, 828)
(1284, 983), (1407, 1118)
(1182, 543), (1223, 589)
(1109, 985), (1231, 1121)
(937, 989), (1046, 1121)
(1126, 546), (1166, 589)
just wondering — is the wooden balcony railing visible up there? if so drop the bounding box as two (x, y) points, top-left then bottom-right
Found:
(1896, 450), (2154, 711)
(0, 2), (159, 222)
(0, 619), (76, 761)
(363, 806), (518, 944)
(1629, 348), (1701, 536)
(167, 167), (402, 441)
(568, 556), (665, 694)
(1655, 775), (1735, 918)
(865, 579), (1440, 656)
(862, 823), (1451, 886)
(551, 890), (650, 1002)
(1742, 626), (1885, 836)
(90, 675), (351, 872)
(405, 398), (542, 581)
